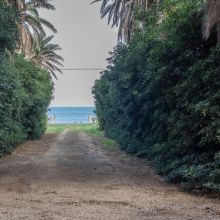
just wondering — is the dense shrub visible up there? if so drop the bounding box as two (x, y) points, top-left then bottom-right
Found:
(0, 1), (53, 155)
(14, 55), (53, 139)
(93, 1), (220, 192)
(0, 58), (26, 155)
(0, 0), (19, 53)
(0, 55), (53, 155)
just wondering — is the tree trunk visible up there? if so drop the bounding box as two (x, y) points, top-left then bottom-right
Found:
(7, 0), (16, 7)
(217, 20), (220, 46)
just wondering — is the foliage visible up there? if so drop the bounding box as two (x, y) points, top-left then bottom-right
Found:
(93, 0), (159, 43)
(0, 55), (52, 155)
(0, 0), (19, 53)
(0, 58), (26, 155)
(7, 0), (57, 55)
(93, 0), (220, 192)
(14, 54), (53, 139)
(6, 0), (63, 78)
(0, 0), (53, 155)
(31, 35), (64, 79)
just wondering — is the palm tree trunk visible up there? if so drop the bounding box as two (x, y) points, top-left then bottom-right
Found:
(7, 0), (17, 7)
(217, 20), (220, 46)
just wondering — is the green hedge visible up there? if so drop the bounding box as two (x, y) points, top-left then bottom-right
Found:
(0, 0), (18, 53)
(93, 1), (220, 192)
(14, 55), (53, 139)
(0, 0), (52, 156)
(0, 55), (52, 156)
(0, 58), (26, 155)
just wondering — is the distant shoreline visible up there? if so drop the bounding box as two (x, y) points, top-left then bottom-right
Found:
(49, 106), (95, 108)
(47, 107), (96, 124)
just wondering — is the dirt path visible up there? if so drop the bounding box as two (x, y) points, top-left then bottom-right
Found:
(0, 129), (220, 220)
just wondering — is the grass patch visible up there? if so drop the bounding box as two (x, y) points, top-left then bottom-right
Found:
(46, 124), (119, 152)
(46, 124), (103, 136)
(46, 124), (72, 134)
(70, 124), (103, 136)
(101, 139), (120, 152)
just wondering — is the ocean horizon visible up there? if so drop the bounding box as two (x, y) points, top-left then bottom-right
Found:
(47, 107), (96, 124)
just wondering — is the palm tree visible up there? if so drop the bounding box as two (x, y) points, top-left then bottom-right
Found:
(203, 0), (220, 45)
(92, 0), (158, 43)
(31, 35), (64, 79)
(7, 0), (57, 55)
(7, 0), (55, 13)
(7, 0), (16, 7)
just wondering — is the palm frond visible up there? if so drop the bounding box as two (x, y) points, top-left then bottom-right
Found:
(93, 0), (159, 43)
(31, 35), (64, 79)
(7, 0), (57, 55)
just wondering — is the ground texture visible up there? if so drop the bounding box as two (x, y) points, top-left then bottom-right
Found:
(0, 129), (220, 220)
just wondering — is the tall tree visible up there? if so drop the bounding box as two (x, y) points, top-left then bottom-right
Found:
(7, 0), (57, 55)
(30, 35), (64, 79)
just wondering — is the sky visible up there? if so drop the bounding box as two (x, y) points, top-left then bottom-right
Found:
(40, 0), (117, 107)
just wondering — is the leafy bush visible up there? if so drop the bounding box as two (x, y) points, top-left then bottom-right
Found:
(0, 58), (26, 155)
(14, 55), (53, 139)
(0, 0), (18, 53)
(0, 55), (53, 155)
(0, 1), (52, 155)
(93, 1), (220, 192)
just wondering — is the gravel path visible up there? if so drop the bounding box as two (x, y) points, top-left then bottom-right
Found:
(0, 129), (220, 220)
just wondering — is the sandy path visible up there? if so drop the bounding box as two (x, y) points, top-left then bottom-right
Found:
(0, 129), (220, 220)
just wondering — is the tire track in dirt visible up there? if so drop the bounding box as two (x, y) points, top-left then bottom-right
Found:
(0, 129), (220, 219)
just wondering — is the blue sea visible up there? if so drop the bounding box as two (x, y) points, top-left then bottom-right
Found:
(47, 107), (96, 124)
